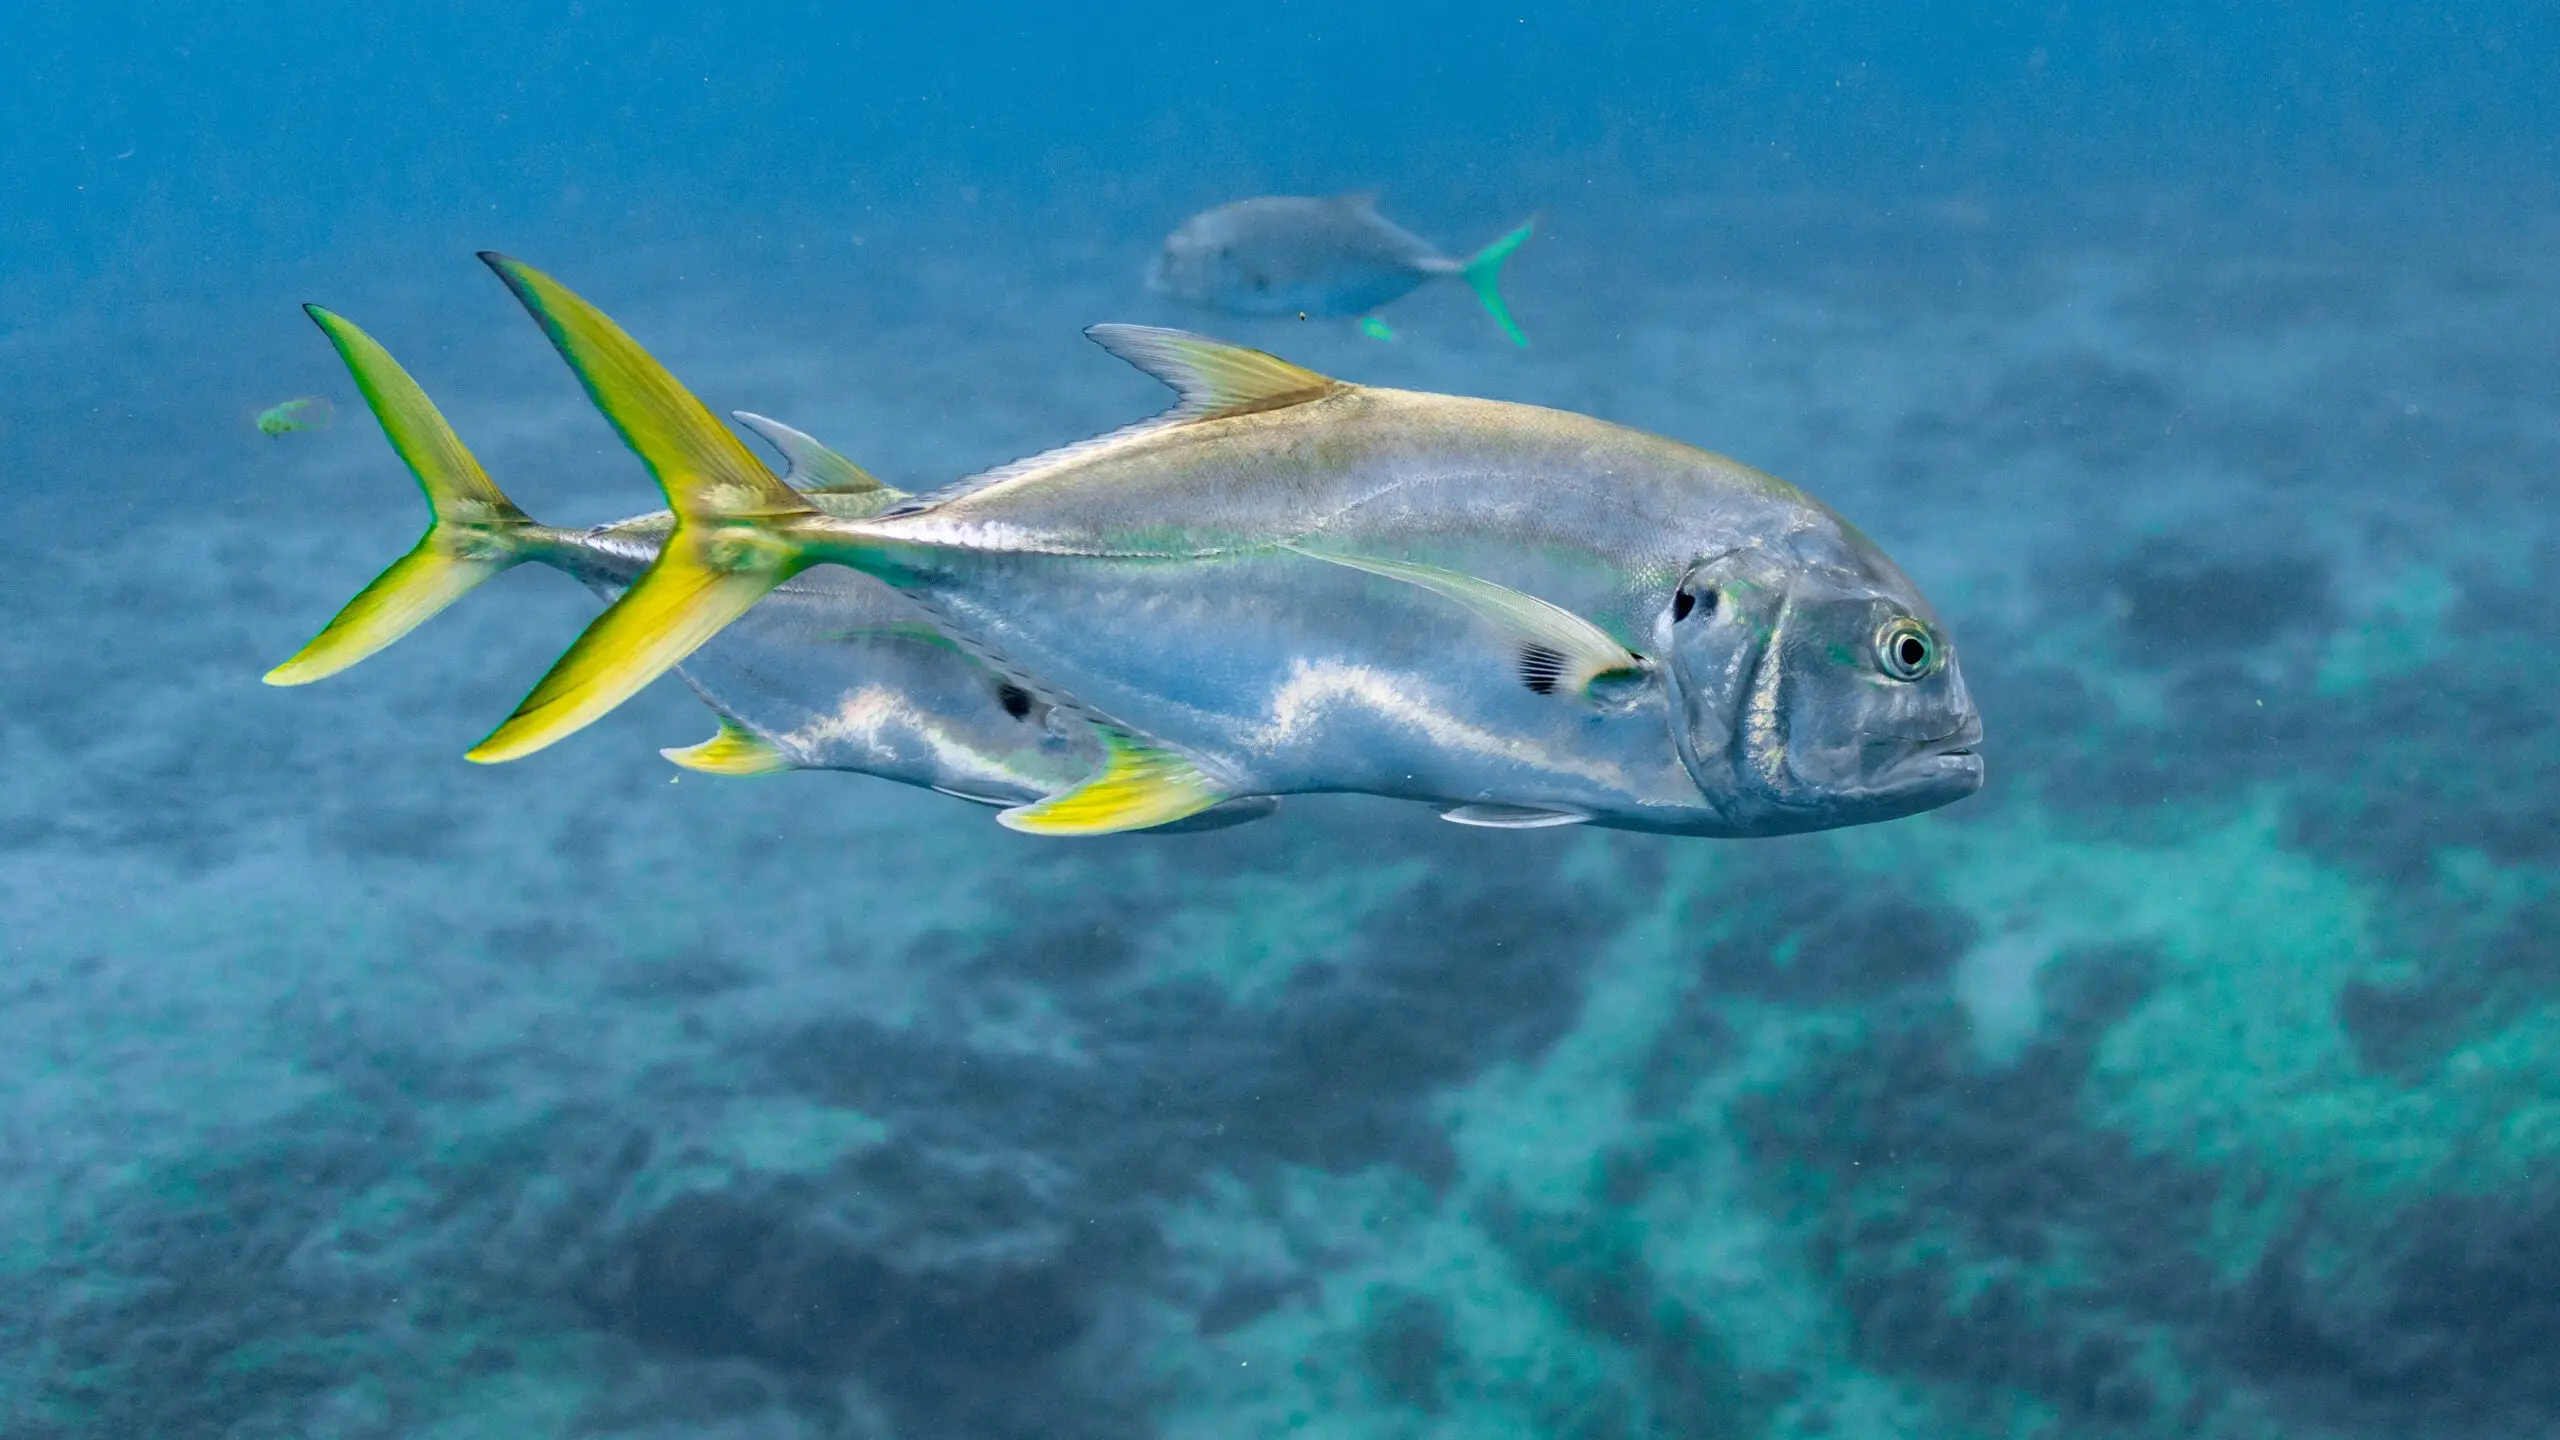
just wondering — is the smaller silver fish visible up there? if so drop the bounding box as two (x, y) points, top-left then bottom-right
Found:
(266, 302), (1278, 833)
(1146, 193), (1534, 345)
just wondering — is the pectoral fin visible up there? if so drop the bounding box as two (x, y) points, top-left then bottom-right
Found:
(998, 729), (1227, 836)
(1440, 803), (1590, 829)
(1285, 546), (1647, 701)
(661, 716), (794, 776)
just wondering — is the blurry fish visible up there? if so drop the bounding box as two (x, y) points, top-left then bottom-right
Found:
(1358, 316), (1397, 342)
(1146, 194), (1535, 346)
(466, 256), (1983, 840)
(256, 395), (333, 436)
(263, 305), (1276, 830)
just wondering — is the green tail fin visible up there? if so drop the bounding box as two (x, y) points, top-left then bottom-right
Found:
(467, 254), (823, 764)
(1456, 218), (1535, 348)
(264, 306), (542, 686)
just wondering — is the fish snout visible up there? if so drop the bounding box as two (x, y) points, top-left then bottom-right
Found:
(1899, 712), (1986, 792)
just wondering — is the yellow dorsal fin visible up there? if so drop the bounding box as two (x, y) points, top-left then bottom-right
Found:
(1082, 325), (1342, 421)
(660, 716), (795, 776)
(997, 728), (1227, 836)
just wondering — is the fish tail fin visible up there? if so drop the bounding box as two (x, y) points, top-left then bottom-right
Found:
(1456, 218), (1536, 348)
(466, 253), (824, 764)
(264, 306), (549, 686)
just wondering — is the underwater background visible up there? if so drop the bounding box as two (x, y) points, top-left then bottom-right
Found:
(5, 3), (2559, 1435)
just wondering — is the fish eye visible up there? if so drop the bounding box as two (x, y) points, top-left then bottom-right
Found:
(1876, 619), (1937, 681)
(1672, 585), (1716, 623)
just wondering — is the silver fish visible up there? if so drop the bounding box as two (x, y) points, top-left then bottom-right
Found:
(1146, 193), (1534, 346)
(472, 258), (1983, 841)
(266, 304), (1279, 831)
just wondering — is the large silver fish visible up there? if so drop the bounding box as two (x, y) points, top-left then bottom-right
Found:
(1146, 194), (1535, 346)
(265, 306), (1290, 828)
(466, 256), (1983, 840)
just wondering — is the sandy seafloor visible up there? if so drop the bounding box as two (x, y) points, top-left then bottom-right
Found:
(2, 188), (2557, 1438)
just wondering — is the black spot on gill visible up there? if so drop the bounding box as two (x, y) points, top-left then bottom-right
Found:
(996, 683), (1035, 720)
(1517, 643), (1567, 696)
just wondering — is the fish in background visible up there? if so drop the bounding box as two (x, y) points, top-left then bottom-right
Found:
(1146, 194), (1536, 346)
(458, 255), (1983, 839)
(264, 305), (1277, 831)
(255, 395), (333, 436)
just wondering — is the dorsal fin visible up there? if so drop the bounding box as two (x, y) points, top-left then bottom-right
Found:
(879, 328), (1345, 516)
(731, 411), (888, 495)
(1332, 190), (1382, 215)
(1083, 325), (1342, 421)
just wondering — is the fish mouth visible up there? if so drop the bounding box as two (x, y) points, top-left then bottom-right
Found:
(1910, 735), (1985, 790)
(1882, 722), (1985, 793)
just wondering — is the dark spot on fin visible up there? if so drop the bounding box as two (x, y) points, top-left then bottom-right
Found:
(996, 681), (1035, 720)
(1517, 643), (1567, 695)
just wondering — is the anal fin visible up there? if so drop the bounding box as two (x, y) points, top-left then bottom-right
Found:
(998, 729), (1227, 836)
(1440, 803), (1590, 829)
(661, 716), (795, 776)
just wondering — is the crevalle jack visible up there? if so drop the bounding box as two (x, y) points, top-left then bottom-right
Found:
(457, 255), (1984, 840)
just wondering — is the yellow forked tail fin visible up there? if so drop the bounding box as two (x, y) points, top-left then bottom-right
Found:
(264, 306), (543, 686)
(466, 253), (824, 764)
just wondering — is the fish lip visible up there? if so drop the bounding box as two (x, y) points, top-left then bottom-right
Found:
(1915, 746), (1987, 791)
(1882, 725), (1986, 794)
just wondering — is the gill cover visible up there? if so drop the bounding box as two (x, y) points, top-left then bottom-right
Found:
(1660, 549), (1793, 819)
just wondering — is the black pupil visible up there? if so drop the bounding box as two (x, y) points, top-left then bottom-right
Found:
(1896, 634), (1928, 670)
(1673, 587), (1714, 622)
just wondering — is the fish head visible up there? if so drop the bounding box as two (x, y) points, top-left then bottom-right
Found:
(1660, 531), (1982, 833)
(1147, 218), (1229, 301)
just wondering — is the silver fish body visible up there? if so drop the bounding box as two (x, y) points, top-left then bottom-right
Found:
(535, 503), (1100, 806)
(454, 262), (1968, 839)
(835, 371), (1983, 836)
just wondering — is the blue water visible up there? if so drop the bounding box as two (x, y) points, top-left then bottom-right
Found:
(6, 5), (2559, 1437)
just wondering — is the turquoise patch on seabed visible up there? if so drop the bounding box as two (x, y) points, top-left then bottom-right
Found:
(1359, 316), (1397, 341)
